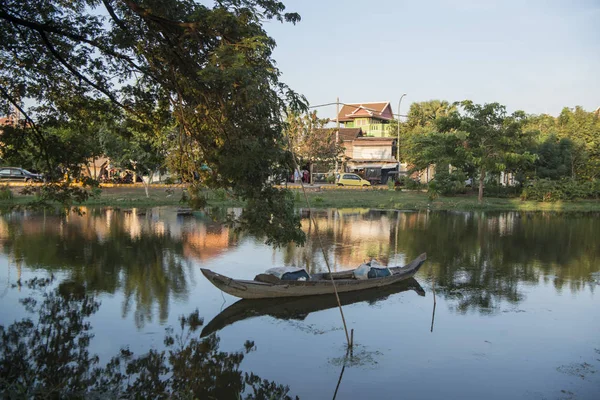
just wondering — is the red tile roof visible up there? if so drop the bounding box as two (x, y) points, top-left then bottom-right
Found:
(335, 102), (394, 122)
(337, 128), (363, 141)
(353, 137), (395, 145)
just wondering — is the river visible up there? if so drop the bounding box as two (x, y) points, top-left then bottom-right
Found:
(0, 207), (598, 399)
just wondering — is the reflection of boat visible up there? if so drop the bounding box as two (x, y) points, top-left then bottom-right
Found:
(201, 277), (425, 337)
(201, 253), (426, 299)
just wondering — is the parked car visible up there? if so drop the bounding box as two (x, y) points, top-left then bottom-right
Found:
(336, 173), (371, 187)
(0, 167), (43, 182)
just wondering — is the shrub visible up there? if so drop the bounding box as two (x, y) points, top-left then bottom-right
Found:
(91, 187), (102, 198)
(213, 188), (227, 201)
(428, 169), (466, 196)
(387, 179), (395, 191)
(403, 176), (424, 190)
(326, 174), (336, 184)
(0, 185), (13, 200)
(520, 179), (600, 202)
(483, 183), (521, 198)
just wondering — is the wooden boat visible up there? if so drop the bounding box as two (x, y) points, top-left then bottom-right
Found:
(200, 252), (426, 299)
(201, 277), (425, 337)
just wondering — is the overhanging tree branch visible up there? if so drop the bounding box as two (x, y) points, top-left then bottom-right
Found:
(38, 30), (129, 111)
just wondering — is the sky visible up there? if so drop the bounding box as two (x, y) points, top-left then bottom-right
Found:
(263, 0), (600, 119)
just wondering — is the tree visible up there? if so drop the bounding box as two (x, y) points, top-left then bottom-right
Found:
(437, 101), (535, 203)
(101, 102), (171, 198)
(0, 0), (307, 245)
(530, 135), (585, 180)
(556, 106), (600, 180)
(389, 99), (457, 163)
(522, 107), (600, 180)
(285, 111), (343, 182)
(405, 100), (457, 131)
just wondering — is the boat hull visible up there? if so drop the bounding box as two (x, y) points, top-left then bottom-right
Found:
(201, 253), (426, 299)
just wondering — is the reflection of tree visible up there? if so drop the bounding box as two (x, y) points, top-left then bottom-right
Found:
(393, 211), (599, 313)
(0, 278), (297, 399)
(1, 211), (190, 328)
(2, 208), (598, 320)
(282, 210), (599, 314)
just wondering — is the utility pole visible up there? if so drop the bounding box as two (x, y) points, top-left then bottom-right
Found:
(396, 93), (407, 164)
(335, 97), (340, 174)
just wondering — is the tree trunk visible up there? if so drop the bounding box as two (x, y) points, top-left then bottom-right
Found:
(478, 167), (485, 203)
(84, 163), (92, 180)
(138, 168), (148, 198)
(309, 163), (314, 185)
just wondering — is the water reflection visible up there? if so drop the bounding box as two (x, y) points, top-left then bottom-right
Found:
(0, 207), (598, 323)
(287, 209), (600, 314)
(0, 208), (236, 328)
(0, 277), (297, 399)
(201, 278), (425, 337)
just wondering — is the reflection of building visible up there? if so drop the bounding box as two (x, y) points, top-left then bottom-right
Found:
(294, 210), (421, 271)
(183, 225), (234, 262)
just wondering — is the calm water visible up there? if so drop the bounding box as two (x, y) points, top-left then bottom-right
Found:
(0, 207), (599, 399)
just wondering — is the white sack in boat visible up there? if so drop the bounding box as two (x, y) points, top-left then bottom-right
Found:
(353, 259), (390, 280)
(353, 263), (371, 280)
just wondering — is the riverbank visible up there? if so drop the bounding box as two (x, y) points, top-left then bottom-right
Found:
(2, 183), (600, 212)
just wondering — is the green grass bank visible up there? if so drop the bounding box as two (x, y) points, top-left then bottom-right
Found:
(2, 184), (600, 212)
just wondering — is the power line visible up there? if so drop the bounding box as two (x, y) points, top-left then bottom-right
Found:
(308, 101), (407, 118)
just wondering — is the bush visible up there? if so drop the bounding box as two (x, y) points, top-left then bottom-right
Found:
(483, 185), (521, 198)
(403, 176), (424, 190)
(387, 179), (395, 191)
(213, 188), (227, 201)
(0, 185), (13, 200)
(428, 169), (466, 196)
(326, 174), (336, 184)
(521, 179), (600, 202)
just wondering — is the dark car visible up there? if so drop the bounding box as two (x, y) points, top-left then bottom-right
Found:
(0, 167), (43, 182)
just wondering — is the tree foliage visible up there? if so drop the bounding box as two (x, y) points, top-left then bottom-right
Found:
(523, 107), (600, 180)
(436, 101), (535, 202)
(286, 111), (343, 174)
(405, 100), (457, 131)
(1, 0), (307, 245)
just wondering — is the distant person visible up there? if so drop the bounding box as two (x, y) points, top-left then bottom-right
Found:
(294, 169), (300, 183)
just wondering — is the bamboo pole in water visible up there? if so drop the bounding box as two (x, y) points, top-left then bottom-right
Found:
(430, 275), (437, 333)
(284, 130), (352, 348)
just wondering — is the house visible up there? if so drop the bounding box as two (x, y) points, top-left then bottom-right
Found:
(308, 127), (364, 178)
(337, 127), (364, 159)
(343, 136), (398, 184)
(309, 126), (397, 183)
(333, 102), (394, 137)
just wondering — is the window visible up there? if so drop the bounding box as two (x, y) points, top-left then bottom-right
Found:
(12, 169), (23, 176)
(0, 169), (10, 176)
